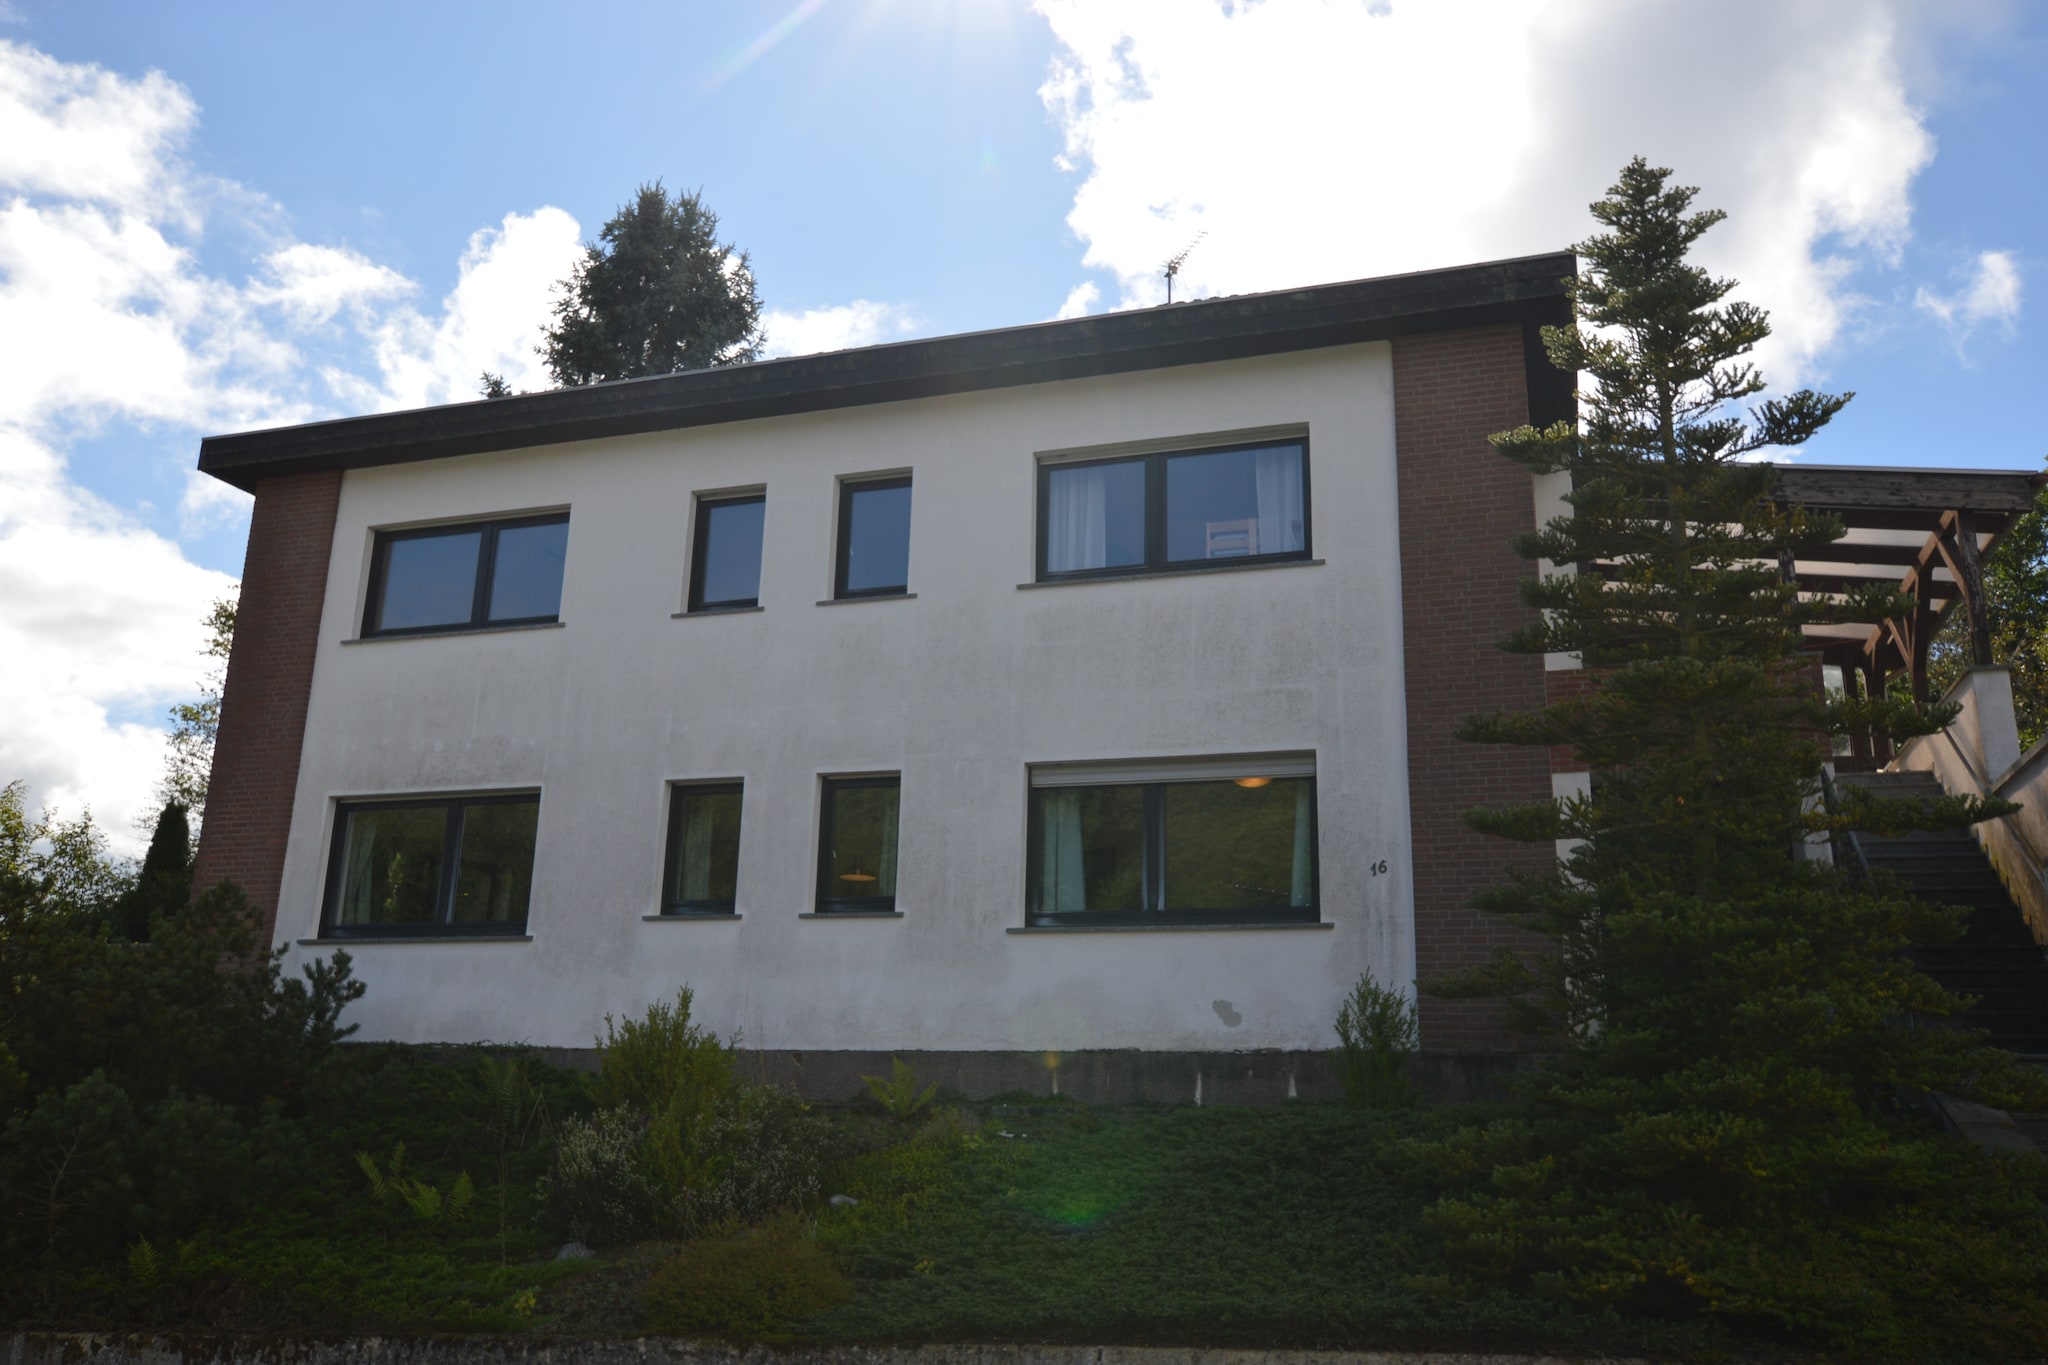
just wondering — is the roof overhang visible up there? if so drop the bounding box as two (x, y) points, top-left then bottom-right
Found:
(197, 251), (1577, 492)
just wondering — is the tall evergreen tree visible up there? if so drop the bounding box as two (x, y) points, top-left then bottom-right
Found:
(112, 801), (191, 942)
(541, 182), (764, 386)
(1417, 159), (2048, 1352)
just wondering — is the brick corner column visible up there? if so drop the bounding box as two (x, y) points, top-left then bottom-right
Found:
(191, 469), (344, 949)
(1392, 326), (1553, 1052)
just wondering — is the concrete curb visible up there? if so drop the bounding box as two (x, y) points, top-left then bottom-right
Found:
(5, 1334), (1645, 1365)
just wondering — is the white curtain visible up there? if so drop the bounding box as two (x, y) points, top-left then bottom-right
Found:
(1253, 447), (1304, 556)
(876, 794), (899, 897)
(1290, 781), (1313, 907)
(340, 817), (378, 923)
(1040, 790), (1086, 911)
(680, 801), (714, 901)
(1046, 466), (1110, 572)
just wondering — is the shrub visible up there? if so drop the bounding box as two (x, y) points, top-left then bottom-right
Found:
(542, 1106), (661, 1247)
(640, 1213), (850, 1336)
(691, 1084), (831, 1228)
(593, 987), (735, 1117)
(1333, 973), (1418, 1109)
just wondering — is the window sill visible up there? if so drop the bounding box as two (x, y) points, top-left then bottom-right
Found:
(643, 912), (742, 921)
(798, 910), (905, 919)
(672, 605), (764, 619)
(298, 934), (533, 945)
(1008, 921), (1331, 934)
(343, 621), (564, 645)
(1017, 558), (1324, 590)
(816, 592), (916, 607)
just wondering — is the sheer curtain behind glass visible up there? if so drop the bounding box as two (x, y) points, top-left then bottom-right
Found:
(1252, 446), (1304, 557)
(1046, 465), (1110, 572)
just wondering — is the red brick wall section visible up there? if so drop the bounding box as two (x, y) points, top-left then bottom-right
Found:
(1546, 668), (1598, 774)
(1393, 326), (1554, 1052)
(190, 470), (343, 947)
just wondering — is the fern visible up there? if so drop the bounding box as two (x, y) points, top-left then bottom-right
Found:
(861, 1057), (939, 1119)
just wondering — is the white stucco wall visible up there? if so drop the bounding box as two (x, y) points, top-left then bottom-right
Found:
(273, 343), (1416, 1053)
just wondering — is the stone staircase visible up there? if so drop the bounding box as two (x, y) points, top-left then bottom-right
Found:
(1838, 769), (2048, 1056)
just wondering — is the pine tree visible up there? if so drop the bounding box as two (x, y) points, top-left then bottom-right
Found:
(111, 801), (191, 942)
(1416, 159), (2048, 1352)
(541, 182), (765, 386)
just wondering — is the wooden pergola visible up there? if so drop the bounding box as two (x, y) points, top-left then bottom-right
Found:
(1770, 465), (2044, 766)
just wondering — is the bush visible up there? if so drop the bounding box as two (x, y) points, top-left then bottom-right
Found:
(546, 989), (830, 1241)
(640, 1213), (849, 1336)
(542, 1106), (661, 1247)
(691, 1084), (831, 1228)
(1333, 973), (1418, 1108)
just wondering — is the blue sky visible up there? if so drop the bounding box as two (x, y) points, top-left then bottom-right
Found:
(1, 0), (2041, 848)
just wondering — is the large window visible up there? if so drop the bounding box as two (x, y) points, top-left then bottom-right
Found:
(364, 514), (569, 636)
(1038, 439), (1309, 579)
(1027, 761), (1317, 926)
(816, 776), (901, 912)
(662, 783), (744, 914)
(835, 477), (912, 598)
(322, 793), (540, 937)
(689, 494), (766, 611)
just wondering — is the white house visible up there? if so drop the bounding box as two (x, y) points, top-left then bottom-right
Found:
(187, 254), (1608, 1099)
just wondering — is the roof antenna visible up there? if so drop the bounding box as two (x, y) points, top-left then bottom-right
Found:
(1162, 231), (1207, 304)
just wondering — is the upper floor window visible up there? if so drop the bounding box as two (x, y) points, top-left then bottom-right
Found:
(1026, 757), (1317, 927)
(321, 792), (539, 937)
(1037, 439), (1309, 580)
(689, 493), (766, 611)
(364, 513), (569, 636)
(835, 476), (912, 598)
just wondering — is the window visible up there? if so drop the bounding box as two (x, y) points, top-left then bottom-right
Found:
(364, 513), (568, 636)
(835, 477), (912, 598)
(662, 783), (744, 914)
(816, 776), (900, 912)
(1027, 760), (1317, 926)
(1038, 438), (1309, 579)
(322, 793), (540, 937)
(689, 494), (766, 611)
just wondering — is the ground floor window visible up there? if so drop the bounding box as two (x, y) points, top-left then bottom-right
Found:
(662, 782), (743, 913)
(322, 793), (539, 936)
(1027, 759), (1316, 926)
(817, 775), (900, 912)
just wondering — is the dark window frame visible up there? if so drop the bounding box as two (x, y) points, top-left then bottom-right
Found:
(362, 512), (569, 637)
(1024, 775), (1319, 927)
(833, 475), (913, 600)
(815, 774), (902, 913)
(1034, 437), (1312, 582)
(660, 781), (744, 915)
(687, 493), (767, 612)
(319, 791), (541, 939)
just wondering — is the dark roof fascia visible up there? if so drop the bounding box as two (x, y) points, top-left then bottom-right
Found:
(1769, 464), (2045, 516)
(198, 251), (1577, 492)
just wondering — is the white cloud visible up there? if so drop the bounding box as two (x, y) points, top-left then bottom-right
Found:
(0, 38), (898, 852)
(1915, 248), (2021, 353)
(761, 299), (919, 357)
(365, 208), (582, 409)
(1052, 281), (1099, 320)
(1035, 0), (1942, 386)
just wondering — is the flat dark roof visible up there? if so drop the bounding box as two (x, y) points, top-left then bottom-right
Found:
(197, 251), (1577, 492)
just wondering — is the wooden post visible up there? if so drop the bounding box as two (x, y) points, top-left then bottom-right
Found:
(1912, 587), (1934, 706)
(1954, 509), (1994, 667)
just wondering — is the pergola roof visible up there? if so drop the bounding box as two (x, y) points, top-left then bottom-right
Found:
(1768, 463), (2044, 687)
